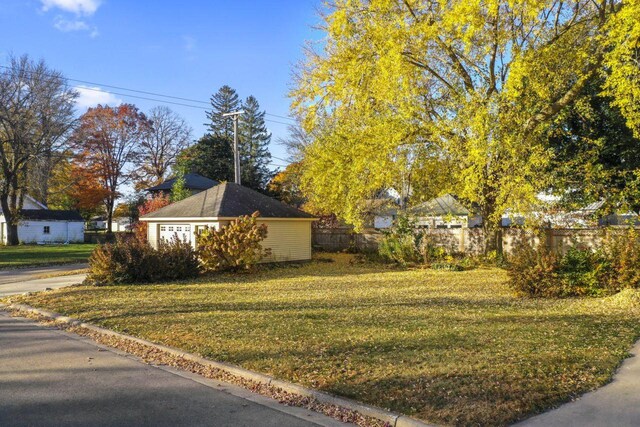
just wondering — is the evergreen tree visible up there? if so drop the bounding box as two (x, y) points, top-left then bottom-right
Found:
(239, 96), (273, 191)
(205, 85), (240, 141)
(175, 134), (234, 182)
(548, 76), (640, 211)
(170, 169), (191, 202)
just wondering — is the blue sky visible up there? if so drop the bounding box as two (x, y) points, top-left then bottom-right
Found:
(2, 0), (322, 172)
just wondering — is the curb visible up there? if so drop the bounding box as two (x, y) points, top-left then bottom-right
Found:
(1, 302), (436, 427)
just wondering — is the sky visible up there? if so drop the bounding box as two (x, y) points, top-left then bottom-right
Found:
(1, 0), (322, 182)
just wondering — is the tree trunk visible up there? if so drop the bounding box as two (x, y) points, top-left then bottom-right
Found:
(106, 207), (113, 235)
(5, 222), (19, 246)
(482, 220), (503, 256)
(0, 196), (19, 246)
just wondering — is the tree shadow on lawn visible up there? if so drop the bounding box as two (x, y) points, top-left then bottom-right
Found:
(13, 286), (639, 427)
(62, 294), (536, 323)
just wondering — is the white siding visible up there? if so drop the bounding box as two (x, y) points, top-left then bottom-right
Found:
(8, 221), (84, 244)
(148, 222), (159, 248)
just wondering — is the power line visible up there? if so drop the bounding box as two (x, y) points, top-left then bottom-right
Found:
(69, 85), (292, 126)
(264, 112), (297, 122)
(0, 64), (297, 124)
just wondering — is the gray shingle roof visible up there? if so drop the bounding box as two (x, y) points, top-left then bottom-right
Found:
(20, 209), (84, 221)
(142, 182), (316, 219)
(146, 173), (219, 192)
(409, 194), (470, 217)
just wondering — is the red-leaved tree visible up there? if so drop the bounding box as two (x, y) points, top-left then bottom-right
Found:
(134, 194), (171, 242)
(71, 104), (151, 234)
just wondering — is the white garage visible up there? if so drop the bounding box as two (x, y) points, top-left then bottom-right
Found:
(140, 182), (317, 262)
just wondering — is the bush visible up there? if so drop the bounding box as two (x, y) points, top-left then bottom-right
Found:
(378, 234), (419, 265)
(508, 242), (562, 297)
(85, 236), (198, 286)
(378, 215), (421, 265)
(196, 212), (271, 272)
(599, 228), (640, 291)
(419, 234), (448, 264)
(508, 228), (640, 298)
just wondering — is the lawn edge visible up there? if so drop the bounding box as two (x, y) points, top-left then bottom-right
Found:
(0, 302), (436, 427)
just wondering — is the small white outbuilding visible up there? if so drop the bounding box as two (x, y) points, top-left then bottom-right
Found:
(140, 182), (317, 262)
(0, 209), (85, 244)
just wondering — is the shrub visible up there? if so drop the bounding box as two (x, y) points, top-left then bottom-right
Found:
(419, 233), (448, 264)
(157, 237), (200, 280)
(508, 242), (562, 297)
(379, 234), (419, 265)
(85, 236), (198, 286)
(508, 228), (640, 298)
(378, 214), (421, 265)
(599, 228), (640, 291)
(196, 212), (271, 272)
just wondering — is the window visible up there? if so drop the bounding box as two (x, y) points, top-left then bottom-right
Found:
(43, 226), (50, 234)
(168, 226), (174, 232)
(176, 226), (182, 232)
(160, 226), (166, 231)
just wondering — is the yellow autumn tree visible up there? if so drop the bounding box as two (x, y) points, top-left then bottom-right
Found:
(292, 0), (631, 251)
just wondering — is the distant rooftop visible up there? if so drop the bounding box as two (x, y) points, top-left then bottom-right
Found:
(409, 194), (470, 217)
(146, 173), (219, 192)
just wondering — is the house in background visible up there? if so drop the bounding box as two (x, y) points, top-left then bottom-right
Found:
(363, 187), (411, 229)
(87, 216), (132, 232)
(364, 198), (398, 229)
(146, 173), (219, 198)
(0, 196), (84, 244)
(409, 194), (481, 228)
(87, 215), (107, 231)
(141, 182), (317, 262)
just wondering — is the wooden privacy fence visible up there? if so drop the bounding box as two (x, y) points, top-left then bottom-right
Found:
(312, 227), (639, 255)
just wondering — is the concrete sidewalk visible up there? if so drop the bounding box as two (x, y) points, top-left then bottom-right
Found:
(515, 340), (640, 427)
(0, 311), (346, 427)
(0, 274), (86, 298)
(0, 263), (87, 285)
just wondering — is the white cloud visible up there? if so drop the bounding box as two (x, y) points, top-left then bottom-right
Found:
(53, 16), (88, 31)
(75, 86), (122, 110)
(41, 0), (101, 16)
(53, 16), (99, 37)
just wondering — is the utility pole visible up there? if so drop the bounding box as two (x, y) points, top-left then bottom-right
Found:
(222, 110), (244, 185)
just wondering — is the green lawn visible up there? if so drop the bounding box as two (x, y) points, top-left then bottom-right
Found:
(6, 254), (640, 425)
(0, 244), (96, 269)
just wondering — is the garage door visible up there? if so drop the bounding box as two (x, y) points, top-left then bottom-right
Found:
(159, 224), (191, 243)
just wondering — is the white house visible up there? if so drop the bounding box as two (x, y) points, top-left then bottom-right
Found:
(0, 196), (84, 244)
(140, 182), (317, 262)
